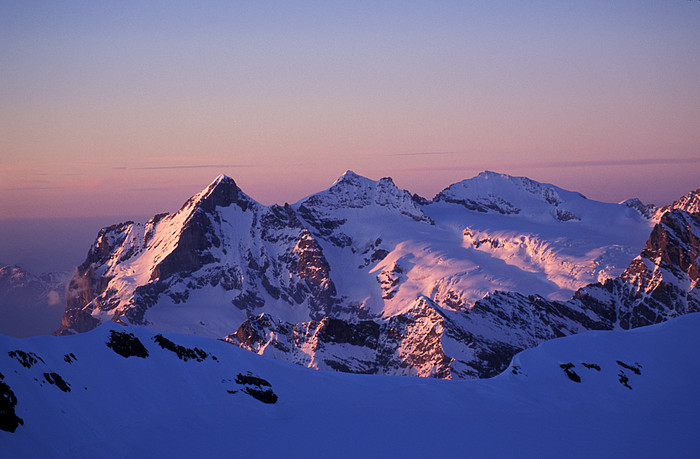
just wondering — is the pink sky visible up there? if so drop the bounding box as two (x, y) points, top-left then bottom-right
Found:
(1, 1), (699, 220)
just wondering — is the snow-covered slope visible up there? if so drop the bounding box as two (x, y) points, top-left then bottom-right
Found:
(3, 314), (700, 456)
(425, 171), (654, 301)
(0, 266), (67, 338)
(56, 171), (696, 379)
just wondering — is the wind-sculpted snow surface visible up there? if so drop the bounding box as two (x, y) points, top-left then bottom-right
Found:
(55, 171), (699, 379)
(3, 316), (700, 456)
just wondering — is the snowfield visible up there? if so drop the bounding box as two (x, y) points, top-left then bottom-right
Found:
(2, 313), (699, 457)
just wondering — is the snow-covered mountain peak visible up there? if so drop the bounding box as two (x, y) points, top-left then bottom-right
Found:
(433, 171), (591, 221)
(621, 198), (657, 219)
(183, 174), (257, 215)
(331, 169), (366, 186)
(296, 171), (430, 223)
(660, 187), (700, 216)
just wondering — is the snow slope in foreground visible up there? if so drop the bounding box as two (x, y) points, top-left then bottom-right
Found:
(2, 314), (700, 457)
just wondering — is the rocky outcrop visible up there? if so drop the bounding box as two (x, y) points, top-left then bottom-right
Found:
(659, 187), (700, 216)
(622, 198), (657, 219)
(572, 209), (700, 328)
(435, 193), (521, 215)
(433, 171), (582, 219)
(226, 297), (455, 378)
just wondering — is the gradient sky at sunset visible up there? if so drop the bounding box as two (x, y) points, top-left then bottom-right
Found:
(2, 1), (699, 221)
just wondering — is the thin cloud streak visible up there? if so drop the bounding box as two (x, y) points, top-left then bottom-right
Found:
(514, 158), (700, 169)
(395, 157), (700, 173)
(128, 187), (178, 192)
(113, 164), (256, 171)
(3, 186), (62, 191)
(388, 152), (457, 157)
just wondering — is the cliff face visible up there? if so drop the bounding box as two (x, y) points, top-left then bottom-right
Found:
(572, 210), (699, 328)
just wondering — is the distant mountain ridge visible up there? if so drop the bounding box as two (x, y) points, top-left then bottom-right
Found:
(0, 266), (67, 338)
(54, 171), (698, 378)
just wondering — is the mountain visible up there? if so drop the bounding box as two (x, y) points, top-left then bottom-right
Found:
(0, 266), (68, 338)
(3, 313), (700, 456)
(55, 171), (698, 379)
(238, 205), (699, 379)
(58, 175), (339, 337)
(659, 187), (700, 215)
(573, 208), (700, 327)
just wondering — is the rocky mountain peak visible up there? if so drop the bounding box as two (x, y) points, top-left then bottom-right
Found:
(298, 171), (430, 223)
(433, 172), (589, 220)
(332, 170), (363, 185)
(183, 174), (255, 214)
(660, 187), (700, 216)
(621, 198), (657, 219)
(622, 209), (700, 288)
(0, 266), (31, 285)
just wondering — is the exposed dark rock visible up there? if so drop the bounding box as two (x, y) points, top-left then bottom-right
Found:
(57, 222), (135, 336)
(289, 231), (339, 320)
(659, 187), (700, 215)
(8, 350), (44, 369)
(560, 363), (581, 383)
(194, 175), (252, 213)
(153, 334), (208, 362)
(616, 360), (641, 375)
(106, 330), (149, 359)
(555, 209), (580, 222)
(63, 353), (77, 364)
(296, 204), (347, 239)
(377, 262), (405, 300)
(233, 372), (278, 404)
(232, 291), (266, 310)
(227, 314), (293, 353)
(371, 249), (390, 263)
(55, 307), (101, 336)
(435, 195), (521, 215)
(543, 188), (563, 206)
(411, 193), (431, 206)
(235, 373), (272, 387)
(150, 209), (218, 282)
(43, 372), (71, 392)
(618, 371), (632, 390)
(317, 318), (380, 349)
(243, 387), (278, 404)
(0, 375), (23, 433)
(472, 341), (523, 379)
(622, 198), (657, 219)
